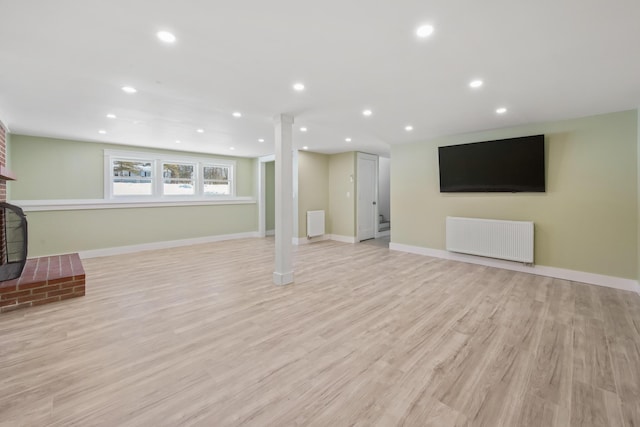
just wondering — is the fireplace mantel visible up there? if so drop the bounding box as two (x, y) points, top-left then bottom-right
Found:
(0, 166), (16, 181)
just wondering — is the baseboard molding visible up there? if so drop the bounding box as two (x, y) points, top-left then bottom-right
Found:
(389, 243), (640, 294)
(293, 235), (331, 245)
(79, 231), (261, 259)
(330, 234), (357, 244)
(376, 230), (390, 238)
(266, 229), (275, 236)
(292, 234), (357, 245)
(273, 271), (294, 286)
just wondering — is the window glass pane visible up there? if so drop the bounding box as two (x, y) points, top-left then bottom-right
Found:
(204, 181), (231, 195)
(203, 165), (231, 195)
(113, 160), (153, 196)
(204, 166), (228, 180)
(163, 163), (195, 195)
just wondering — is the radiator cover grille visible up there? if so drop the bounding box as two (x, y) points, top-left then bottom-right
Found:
(446, 216), (534, 263)
(306, 210), (325, 238)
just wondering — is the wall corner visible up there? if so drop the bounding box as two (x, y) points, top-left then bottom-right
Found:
(637, 108), (640, 283)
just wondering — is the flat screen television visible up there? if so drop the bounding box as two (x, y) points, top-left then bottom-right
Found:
(438, 134), (545, 193)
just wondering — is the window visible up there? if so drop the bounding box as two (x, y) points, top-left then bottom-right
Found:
(203, 165), (231, 195)
(112, 159), (153, 196)
(105, 150), (236, 200)
(163, 162), (195, 195)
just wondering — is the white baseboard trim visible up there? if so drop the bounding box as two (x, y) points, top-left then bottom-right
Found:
(389, 243), (640, 294)
(293, 235), (331, 245)
(266, 229), (275, 236)
(376, 230), (390, 238)
(79, 231), (261, 259)
(273, 271), (294, 285)
(330, 234), (357, 244)
(292, 234), (357, 245)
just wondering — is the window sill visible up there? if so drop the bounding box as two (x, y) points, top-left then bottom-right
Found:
(11, 198), (257, 212)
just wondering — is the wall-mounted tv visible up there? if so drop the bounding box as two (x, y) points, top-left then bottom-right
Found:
(438, 134), (545, 193)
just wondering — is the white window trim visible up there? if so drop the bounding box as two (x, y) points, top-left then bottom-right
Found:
(108, 154), (155, 198)
(161, 160), (197, 197)
(202, 162), (236, 196)
(104, 149), (237, 201)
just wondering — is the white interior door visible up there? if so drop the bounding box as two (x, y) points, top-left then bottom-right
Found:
(357, 153), (378, 241)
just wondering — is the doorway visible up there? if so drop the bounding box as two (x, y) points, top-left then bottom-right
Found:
(356, 152), (378, 242)
(258, 155), (275, 237)
(265, 161), (275, 235)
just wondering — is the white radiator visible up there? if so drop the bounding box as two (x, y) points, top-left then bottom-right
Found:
(307, 210), (325, 238)
(446, 216), (534, 263)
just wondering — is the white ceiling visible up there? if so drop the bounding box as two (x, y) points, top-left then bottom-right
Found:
(1, 0), (639, 158)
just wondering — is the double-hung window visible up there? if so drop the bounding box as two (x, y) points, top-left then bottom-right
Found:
(111, 159), (154, 196)
(105, 150), (236, 200)
(203, 164), (232, 195)
(163, 162), (196, 196)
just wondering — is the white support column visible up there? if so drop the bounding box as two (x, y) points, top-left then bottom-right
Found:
(273, 114), (294, 285)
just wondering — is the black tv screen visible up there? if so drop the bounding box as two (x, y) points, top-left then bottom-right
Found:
(438, 135), (545, 192)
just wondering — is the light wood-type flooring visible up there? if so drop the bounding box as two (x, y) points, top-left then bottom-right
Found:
(1, 238), (639, 426)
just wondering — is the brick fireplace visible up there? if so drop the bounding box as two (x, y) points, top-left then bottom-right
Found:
(0, 119), (7, 201)
(0, 119), (86, 313)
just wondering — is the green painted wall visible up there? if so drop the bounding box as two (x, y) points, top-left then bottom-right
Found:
(297, 151), (330, 238)
(8, 134), (258, 256)
(27, 204), (257, 256)
(329, 152), (356, 238)
(9, 134), (256, 199)
(249, 158), (259, 199)
(265, 161), (275, 231)
(392, 110), (638, 279)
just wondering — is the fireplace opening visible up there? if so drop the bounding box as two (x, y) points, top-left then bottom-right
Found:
(0, 202), (28, 281)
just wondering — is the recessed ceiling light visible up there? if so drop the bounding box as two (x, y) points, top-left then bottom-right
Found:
(157, 31), (176, 43)
(98, 130), (107, 135)
(496, 107), (507, 114)
(232, 112), (242, 118)
(293, 82), (305, 91)
(405, 125), (414, 131)
(196, 128), (204, 133)
(300, 127), (308, 132)
(258, 138), (265, 142)
(469, 79), (483, 88)
(175, 140), (181, 144)
(106, 114), (117, 119)
(362, 109), (372, 117)
(345, 137), (352, 142)
(121, 86), (137, 94)
(416, 24), (434, 38)
(302, 146), (309, 150)
(229, 147), (235, 150)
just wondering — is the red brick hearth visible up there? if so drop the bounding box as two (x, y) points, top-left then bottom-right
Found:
(0, 253), (85, 313)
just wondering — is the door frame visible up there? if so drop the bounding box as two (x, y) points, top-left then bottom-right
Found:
(258, 154), (275, 238)
(356, 152), (379, 242)
(257, 152), (298, 242)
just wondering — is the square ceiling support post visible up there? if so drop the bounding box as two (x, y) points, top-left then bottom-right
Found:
(273, 114), (294, 285)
